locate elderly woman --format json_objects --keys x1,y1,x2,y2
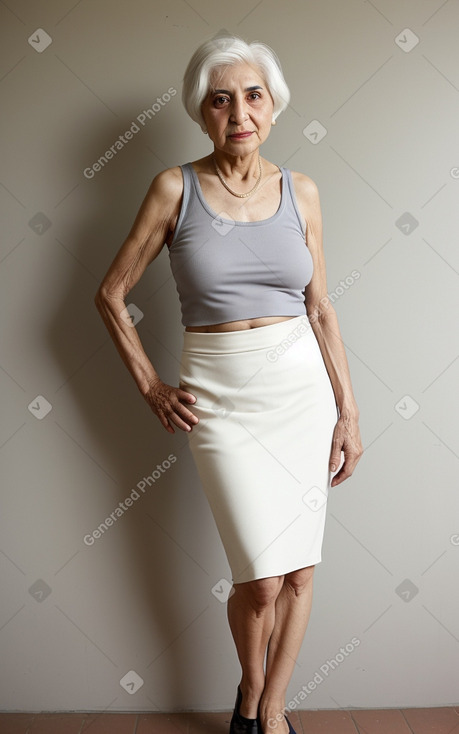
[{"x1": 95, "y1": 33, "x2": 363, "y2": 734}]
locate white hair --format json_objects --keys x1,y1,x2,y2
[{"x1": 182, "y1": 32, "x2": 291, "y2": 132}]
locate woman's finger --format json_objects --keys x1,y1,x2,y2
[
  {"x1": 146, "y1": 380, "x2": 199, "y2": 433},
  {"x1": 329, "y1": 417, "x2": 363, "y2": 485}
]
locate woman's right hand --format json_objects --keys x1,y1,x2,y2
[{"x1": 143, "y1": 377, "x2": 199, "y2": 434}]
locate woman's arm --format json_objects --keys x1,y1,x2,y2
[
  {"x1": 293, "y1": 172, "x2": 363, "y2": 487},
  {"x1": 94, "y1": 167, "x2": 198, "y2": 434}
]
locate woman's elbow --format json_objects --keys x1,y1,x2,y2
[
  {"x1": 94, "y1": 284, "x2": 119, "y2": 315},
  {"x1": 94, "y1": 285, "x2": 108, "y2": 311},
  {"x1": 307, "y1": 297, "x2": 336, "y2": 327},
  {"x1": 94, "y1": 278, "x2": 125, "y2": 311}
]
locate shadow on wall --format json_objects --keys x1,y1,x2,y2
[{"x1": 45, "y1": 100, "x2": 232, "y2": 709}]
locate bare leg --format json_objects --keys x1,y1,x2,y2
[
  {"x1": 227, "y1": 575, "x2": 284, "y2": 719},
  {"x1": 259, "y1": 566, "x2": 315, "y2": 733}
]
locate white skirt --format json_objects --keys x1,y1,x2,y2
[{"x1": 179, "y1": 315, "x2": 339, "y2": 584}]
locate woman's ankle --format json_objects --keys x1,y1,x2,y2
[
  {"x1": 258, "y1": 693, "x2": 288, "y2": 730},
  {"x1": 238, "y1": 677, "x2": 265, "y2": 718}
]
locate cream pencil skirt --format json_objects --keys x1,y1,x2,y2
[{"x1": 179, "y1": 314, "x2": 339, "y2": 585}]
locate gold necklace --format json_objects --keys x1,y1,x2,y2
[{"x1": 212, "y1": 154, "x2": 262, "y2": 198}]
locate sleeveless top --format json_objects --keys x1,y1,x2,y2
[{"x1": 167, "y1": 162, "x2": 313, "y2": 327}]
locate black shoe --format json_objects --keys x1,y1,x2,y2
[
  {"x1": 256, "y1": 708, "x2": 263, "y2": 734},
  {"x1": 229, "y1": 685, "x2": 259, "y2": 734},
  {"x1": 256, "y1": 711, "x2": 296, "y2": 734}
]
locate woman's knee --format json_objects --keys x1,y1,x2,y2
[
  {"x1": 284, "y1": 565, "x2": 315, "y2": 595},
  {"x1": 238, "y1": 575, "x2": 284, "y2": 610}
]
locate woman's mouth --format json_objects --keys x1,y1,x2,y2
[{"x1": 228, "y1": 132, "x2": 253, "y2": 139}]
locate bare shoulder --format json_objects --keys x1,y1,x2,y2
[
  {"x1": 143, "y1": 166, "x2": 184, "y2": 246},
  {"x1": 290, "y1": 170, "x2": 320, "y2": 201},
  {"x1": 150, "y1": 165, "x2": 184, "y2": 203},
  {"x1": 289, "y1": 170, "x2": 322, "y2": 234}
]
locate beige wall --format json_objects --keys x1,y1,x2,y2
[{"x1": 1, "y1": 0, "x2": 458, "y2": 713}]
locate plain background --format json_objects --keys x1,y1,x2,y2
[{"x1": 1, "y1": 0, "x2": 458, "y2": 714}]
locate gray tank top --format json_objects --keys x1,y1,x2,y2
[{"x1": 168, "y1": 162, "x2": 313, "y2": 327}]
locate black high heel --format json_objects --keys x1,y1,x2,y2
[
  {"x1": 256, "y1": 707, "x2": 263, "y2": 734},
  {"x1": 229, "y1": 685, "x2": 259, "y2": 734},
  {"x1": 256, "y1": 710, "x2": 296, "y2": 734}
]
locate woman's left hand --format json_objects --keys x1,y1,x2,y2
[{"x1": 329, "y1": 412, "x2": 363, "y2": 487}]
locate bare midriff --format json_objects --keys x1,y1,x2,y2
[{"x1": 185, "y1": 315, "x2": 296, "y2": 333}]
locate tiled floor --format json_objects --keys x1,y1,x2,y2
[{"x1": 0, "y1": 707, "x2": 458, "y2": 734}]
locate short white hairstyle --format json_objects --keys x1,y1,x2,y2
[{"x1": 182, "y1": 32, "x2": 291, "y2": 132}]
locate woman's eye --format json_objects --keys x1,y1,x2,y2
[{"x1": 213, "y1": 92, "x2": 261, "y2": 106}]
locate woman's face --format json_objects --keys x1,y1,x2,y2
[{"x1": 201, "y1": 61, "x2": 275, "y2": 156}]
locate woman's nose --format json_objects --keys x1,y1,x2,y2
[{"x1": 229, "y1": 98, "x2": 249, "y2": 125}]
